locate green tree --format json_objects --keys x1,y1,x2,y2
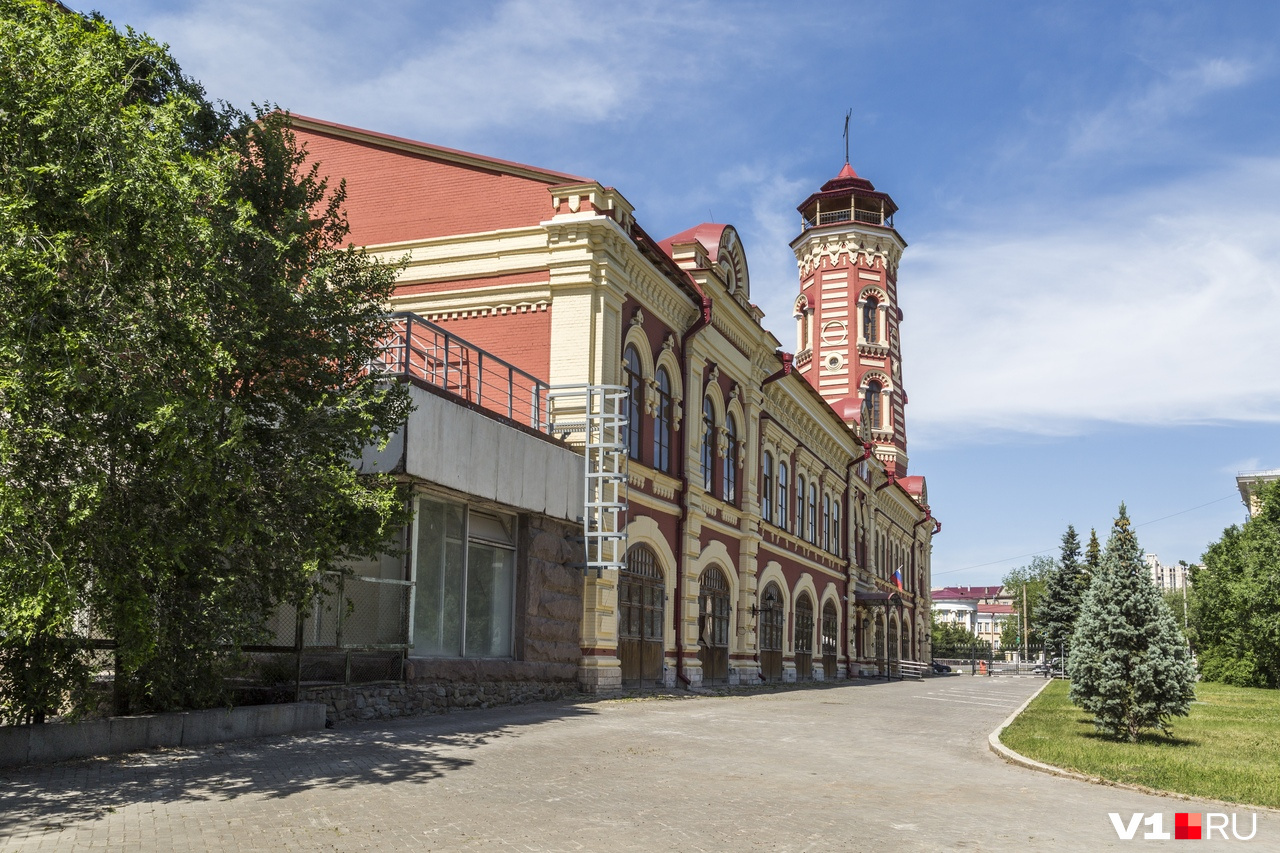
[
  {"x1": 1193, "y1": 481, "x2": 1280, "y2": 688},
  {"x1": 0, "y1": 0, "x2": 410, "y2": 721},
  {"x1": 931, "y1": 614, "x2": 977, "y2": 649},
  {"x1": 1067, "y1": 505, "x2": 1196, "y2": 741},
  {"x1": 1085, "y1": 528, "x2": 1101, "y2": 572},
  {"x1": 930, "y1": 614, "x2": 991, "y2": 657},
  {"x1": 1036, "y1": 525, "x2": 1091, "y2": 651},
  {"x1": 999, "y1": 554, "x2": 1055, "y2": 649}
]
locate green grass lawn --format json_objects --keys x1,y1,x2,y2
[{"x1": 1001, "y1": 680, "x2": 1280, "y2": 809}]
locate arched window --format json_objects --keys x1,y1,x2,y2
[
  {"x1": 807, "y1": 483, "x2": 817, "y2": 543},
  {"x1": 832, "y1": 502, "x2": 841, "y2": 557},
  {"x1": 822, "y1": 494, "x2": 831, "y2": 552},
  {"x1": 863, "y1": 296, "x2": 879, "y2": 343},
  {"x1": 722, "y1": 414, "x2": 738, "y2": 505},
  {"x1": 794, "y1": 593, "x2": 814, "y2": 681},
  {"x1": 623, "y1": 345, "x2": 643, "y2": 461},
  {"x1": 777, "y1": 462, "x2": 789, "y2": 528},
  {"x1": 865, "y1": 380, "x2": 883, "y2": 430},
  {"x1": 762, "y1": 451, "x2": 774, "y2": 521},
  {"x1": 653, "y1": 367, "x2": 672, "y2": 472},
  {"x1": 701, "y1": 397, "x2": 715, "y2": 493},
  {"x1": 796, "y1": 474, "x2": 806, "y2": 536}
]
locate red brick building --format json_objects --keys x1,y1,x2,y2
[{"x1": 294, "y1": 115, "x2": 937, "y2": 691}]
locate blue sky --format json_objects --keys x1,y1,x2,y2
[{"x1": 83, "y1": 1, "x2": 1280, "y2": 584}]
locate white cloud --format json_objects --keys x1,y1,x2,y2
[
  {"x1": 119, "y1": 0, "x2": 737, "y2": 141},
  {"x1": 1067, "y1": 56, "x2": 1258, "y2": 157},
  {"x1": 901, "y1": 156, "x2": 1280, "y2": 447},
  {"x1": 715, "y1": 164, "x2": 811, "y2": 340}
]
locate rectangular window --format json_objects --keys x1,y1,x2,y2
[{"x1": 412, "y1": 495, "x2": 515, "y2": 658}]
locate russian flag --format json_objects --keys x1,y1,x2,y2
[{"x1": 891, "y1": 568, "x2": 904, "y2": 590}]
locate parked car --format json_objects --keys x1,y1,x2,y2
[{"x1": 932, "y1": 661, "x2": 952, "y2": 674}]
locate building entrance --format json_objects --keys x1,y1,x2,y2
[
  {"x1": 794, "y1": 593, "x2": 814, "y2": 681},
  {"x1": 758, "y1": 582, "x2": 784, "y2": 681},
  {"x1": 619, "y1": 545, "x2": 665, "y2": 687},
  {"x1": 821, "y1": 600, "x2": 839, "y2": 679},
  {"x1": 698, "y1": 566, "x2": 730, "y2": 684}
]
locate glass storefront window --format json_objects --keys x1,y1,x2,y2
[{"x1": 412, "y1": 496, "x2": 515, "y2": 658}]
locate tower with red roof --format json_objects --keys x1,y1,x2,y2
[{"x1": 791, "y1": 161, "x2": 910, "y2": 475}]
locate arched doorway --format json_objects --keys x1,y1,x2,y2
[
  {"x1": 821, "y1": 600, "x2": 839, "y2": 679},
  {"x1": 874, "y1": 613, "x2": 885, "y2": 673},
  {"x1": 758, "y1": 582, "x2": 784, "y2": 682},
  {"x1": 888, "y1": 616, "x2": 900, "y2": 676},
  {"x1": 901, "y1": 621, "x2": 911, "y2": 662},
  {"x1": 698, "y1": 566, "x2": 730, "y2": 684},
  {"x1": 619, "y1": 544, "x2": 664, "y2": 687},
  {"x1": 794, "y1": 593, "x2": 814, "y2": 681}
]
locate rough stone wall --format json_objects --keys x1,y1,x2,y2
[
  {"x1": 304, "y1": 680, "x2": 581, "y2": 724},
  {"x1": 520, "y1": 517, "x2": 585, "y2": 672}
]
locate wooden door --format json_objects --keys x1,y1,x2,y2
[
  {"x1": 619, "y1": 545, "x2": 664, "y2": 687},
  {"x1": 794, "y1": 594, "x2": 814, "y2": 681},
  {"x1": 697, "y1": 567, "x2": 730, "y2": 684},
  {"x1": 758, "y1": 583, "x2": 783, "y2": 681},
  {"x1": 821, "y1": 600, "x2": 839, "y2": 679}
]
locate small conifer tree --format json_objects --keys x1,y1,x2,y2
[
  {"x1": 1036, "y1": 525, "x2": 1089, "y2": 650},
  {"x1": 1068, "y1": 505, "x2": 1196, "y2": 741},
  {"x1": 1084, "y1": 528, "x2": 1101, "y2": 572}
]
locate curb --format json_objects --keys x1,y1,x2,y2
[
  {"x1": 987, "y1": 678, "x2": 1100, "y2": 783},
  {"x1": 987, "y1": 680, "x2": 1280, "y2": 814}
]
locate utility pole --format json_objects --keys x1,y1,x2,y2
[{"x1": 1022, "y1": 584, "x2": 1029, "y2": 660}]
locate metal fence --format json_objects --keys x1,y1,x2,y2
[
  {"x1": 932, "y1": 643, "x2": 1067, "y2": 678},
  {"x1": 250, "y1": 572, "x2": 413, "y2": 697},
  {"x1": 372, "y1": 311, "x2": 551, "y2": 431}
]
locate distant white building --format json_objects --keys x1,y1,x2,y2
[
  {"x1": 1144, "y1": 553, "x2": 1191, "y2": 592},
  {"x1": 1237, "y1": 469, "x2": 1280, "y2": 518}
]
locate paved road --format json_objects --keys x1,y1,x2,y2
[{"x1": 0, "y1": 677, "x2": 1275, "y2": 851}]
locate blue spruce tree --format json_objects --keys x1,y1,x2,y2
[{"x1": 1067, "y1": 505, "x2": 1196, "y2": 741}]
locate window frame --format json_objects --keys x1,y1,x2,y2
[
  {"x1": 762, "y1": 450, "x2": 774, "y2": 521},
  {"x1": 701, "y1": 397, "x2": 715, "y2": 494},
  {"x1": 653, "y1": 367, "x2": 673, "y2": 473},
  {"x1": 409, "y1": 494, "x2": 517, "y2": 660},
  {"x1": 722, "y1": 414, "x2": 738, "y2": 505},
  {"x1": 623, "y1": 344, "x2": 644, "y2": 462}
]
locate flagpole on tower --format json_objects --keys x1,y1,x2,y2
[{"x1": 843, "y1": 109, "x2": 852, "y2": 165}]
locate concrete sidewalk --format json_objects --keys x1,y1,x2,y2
[{"x1": 0, "y1": 677, "x2": 1273, "y2": 851}]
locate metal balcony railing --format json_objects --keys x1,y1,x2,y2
[
  {"x1": 801, "y1": 207, "x2": 892, "y2": 230},
  {"x1": 372, "y1": 311, "x2": 551, "y2": 432}
]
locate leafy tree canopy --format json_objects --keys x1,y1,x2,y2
[
  {"x1": 0, "y1": 0, "x2": 410, "y2": 722},
  {"x1": 1000, "y1": 554, "x2": 1056, "y2": 648},
  {"x1": 1193, "y1": 481, "x2": 1280, "y2": 689}
]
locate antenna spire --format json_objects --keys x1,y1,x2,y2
[{"x1": 843, "y1": 109, "x2": 852, "y2": 165}]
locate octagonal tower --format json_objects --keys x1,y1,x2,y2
[{"x1": 790, "y1": 162, "x2": 909, "y2": 475}]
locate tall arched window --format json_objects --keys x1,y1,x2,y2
[
  {"x1": 623, "y1": 345, "x2": 643, "y2": 461},
  {"x1": 762, "y1": 451, "x2": 774, "y2": 521},
  {"x1": 863, "y1": 296, "x2": 879, "y2": 343},
  {"x1": 807, "y1": 483, "x2": 817, "y2": 543},
  {"x1": 796, "y1": 474, "x2": 806, "y2": 536},
  {"x1": 701, "y1": 397, "x2": 715, "y2": 493},
  {"x1": 865, "y1": 380, "x2": 883, "y2": 430},
  {"x1": 822, "y1": 494, "x2": 831, "y2": 551},
  {"x1": 722, "y1": 414, "x2": 738, "y2": 505},
  {"x1": 653, "y1": 367, "x2": 672, "y2": 472},
  {"x1": 832, "y1": 501, "x2": 841, "y2": 557},
  {"x1": 777, "y1": 462, "x2": 789, "y2": 528}
]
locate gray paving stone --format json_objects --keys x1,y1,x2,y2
[{"x1": 0, "y1": 678, "x2": 1275, "y2": 851}]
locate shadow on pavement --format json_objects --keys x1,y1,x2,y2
[{"x1": 0, "y1": 699, "x2": 599, "y2": 835}]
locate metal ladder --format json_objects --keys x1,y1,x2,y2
[{"x1": 546, "y1": 385, "x2": 629, "y2": 576}]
